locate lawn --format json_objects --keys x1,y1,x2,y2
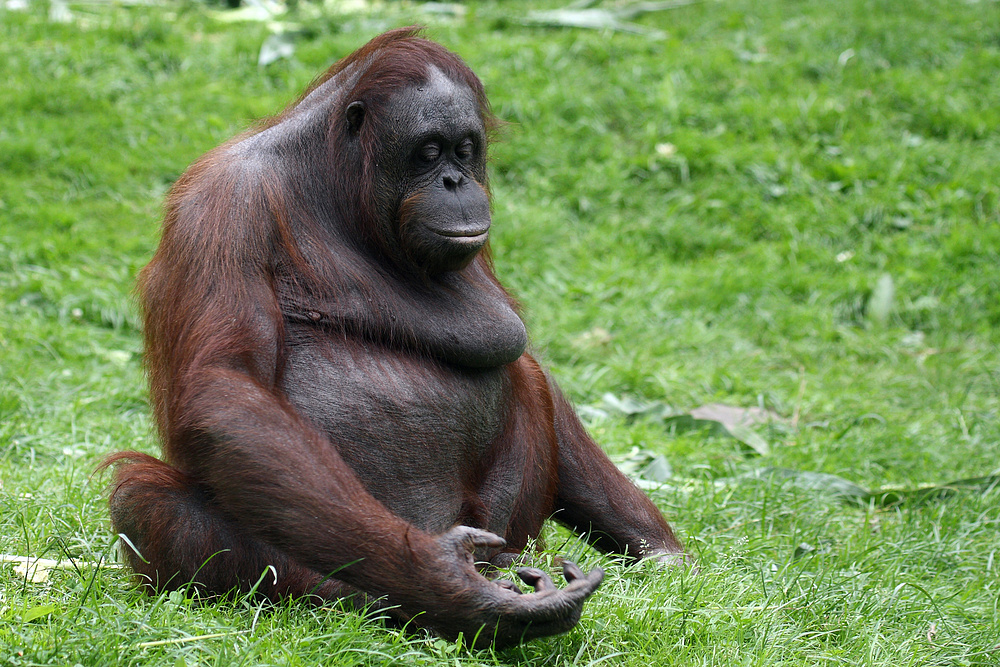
[{"x1": 1, "y1": 0, "x2": 999, "y2": 664}]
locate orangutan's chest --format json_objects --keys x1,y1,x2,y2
[{"x1": 280, "y1": 335, "x2": 509, "y2": 530}]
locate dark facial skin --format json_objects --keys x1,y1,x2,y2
[{"x1": 377, "y1": 67, "x2": 493, "y2": 273}]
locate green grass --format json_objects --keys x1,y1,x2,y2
[{"x1": 2, "y1": 0, "x2": 999, "y2": 664}]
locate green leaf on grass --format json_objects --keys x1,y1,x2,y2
[
  {"x1": 723, "y1": 424, "x2": 772, "y2": 456},
  {"x1": 22, "y1": 605, "x2": 57, "y2": 622},
  {"x1": 600, "y1": 392, "x2": 665, "y2": 416},
  {"x1": 867, "y1": 273, "x2": 895, "y2": 324},
  {"x1": 259, "y1": 32, "x2": 297, "y2": 67},
  {"x1": 739, "y1": 467, "x2": 869, "y2": 502},
  {"x1": 642, "y1": 454, "x2": 674, "y2": 482},
  {"x1": 614, "y1": 448, "x2": 672, "y2": 479},
  {"x1": 521, "y1": 0, "x2": 698, "y2": 37},
  {"x1": 727, "y1": 469, "x2": 1000, "y2": 507},
  {"x1": 870, "y1": 474, "x2": 1000, "y2": 506},
  {"x1": 596, "y1": 396, "x2": 772, "y2": 455},
  {"x1": 614, "y1": 448, "x2": 674, "y2": 484},
  {"x1": 663, "y1": 415, "x2": 771, "y2": 456}
]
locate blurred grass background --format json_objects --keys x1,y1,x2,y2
[{"x1": 1, "y1": 0, "x2": 998, "y2": 664}]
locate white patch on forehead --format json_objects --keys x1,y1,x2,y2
[
  {"x1": 423, "y1": 65, "x2": 463, "y2": 98},
  {"x1": 380, "y1": 63, "x2": 483, "y2": 150},
  {"x1": 409, "y1": 65, "x2": 478, "y2": 125}
]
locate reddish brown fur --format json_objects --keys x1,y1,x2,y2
[{"x1": 103, "y1": 27, "x2": 684, "y2": 648}]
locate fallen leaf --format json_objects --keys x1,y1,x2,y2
[
  {"x1": 663, "y1": 414, "x2": 770, "y2": 456},
  {"x1": 689, "y1": 403, "x2": 782, "y2": 428},
  {"x1": 867, "y1": 273, "x2": 895, "y2": 324},
  {"x1": 22, "y1": 605, "x2": 58, "y2": 622},
  {"x1": 1, "y1": 554, "x2": 119, "y2": 583}
]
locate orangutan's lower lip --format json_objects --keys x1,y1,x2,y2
[{"x1": 434, "y1": 227, "x2": 491, "y2": 239}]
